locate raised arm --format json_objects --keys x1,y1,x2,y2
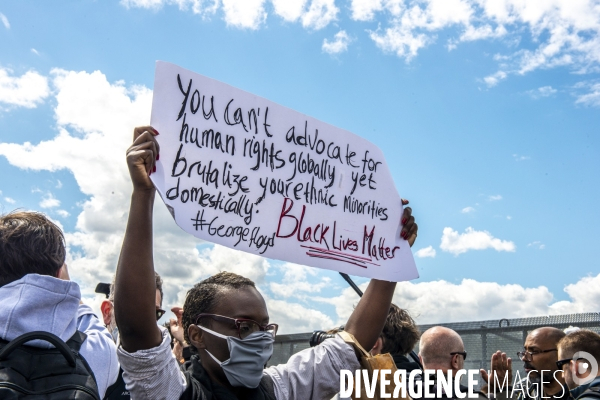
[
  {"x1": 114, "y1": 126, "x2": 161, "y2": 352},
  {"x1": 344, "y1": 202, "x2": 417, "y2": 351}
]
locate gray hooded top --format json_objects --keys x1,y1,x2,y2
[{"x1": 0, "y1": 273, "x2": 119, "y2": 398}]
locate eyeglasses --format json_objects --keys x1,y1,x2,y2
[
  {"x1": 450, "y1": 351, "x2": 467, "y2": 360},
  {"x1": 517, "y1": 348, "x2": 557, "y2": 361},
  {"x1": 556, "y1": 358, "x2": 572, "y2": 369},
  {"x1": 195, "y1": 313, "x2": 278, "y2": 339}
]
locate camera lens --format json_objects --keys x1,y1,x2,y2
[{"x1": 309, "y1": 331, "x2": 336, "y2": 347}]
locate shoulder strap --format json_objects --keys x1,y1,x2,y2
[
  {"x1": 66, "y1": 330, "x2": 88, "y2": 352},
  {"x1": 0, "y1": 330, "x2": 76, "y2": 366},
  {"x1": 338, "y1": 330, "x2": 371, "y2": 358}
]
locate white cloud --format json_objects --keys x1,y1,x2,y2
[
  {"x1": 120, "y1": 0, "x2": 219, "y2": 18},
  {"x1": 301, "y1": 0, "x2": 338, "y2": 30},
  {"x1": 322, "y1": 30, "x2": 352, "y2": 54},
  {"x1": 0, "y1": 68, "x2": 50, "y2": 108},
  {"x1": 121, "y1": 0, "x2": 165, "y2": 9},
  {"x1": 4, "y1": 197, "x2": 16, "y2": 204},
  {"x1": 359, "y1": 0, "x2": 600, "y2": 89},
  {"x1": 527, "y1": 85, "x2": 557, "y2": 99},
  {"x1": 271, "y1": 0, "x2": 308, "y2": 22},
  {"x1": 270, "y1": 262, "x2": 331, "y2": 298},
  {"x1": 56, "y1": 209, "x2": 71, "y2": 218},
  {"x1": 513, "y1": 154, "x2": 530, "y2": 161},
  {"x1": 114, "y1": 0, "x2": 600, "y2": 88},
  {"x1": 528, "y1": 241, "x2": 545, "y2": 250},
  {"x1": 440, "y1": 226, "x2": 516, "y2": 255},
  {"x1": 483, "y1": 70, "x2": 508, "y2": 87},
  {"x1": 415, "y1": 245, "x2": 436, "y2": 258},
  {"x1": 575, "y1": 81, "x2": 600, "y2": 108},
  {"x1": 488, "y1": 194, "x2": 502, "y2": 201},
  {"x1": 39, "y1": 193, "x2": 60, "y2": 209},
  {"x1": 222, "y1": 0, "x2": 267, "y2": 29},
  {"x1": 506, "y1": 215, "x2": 512, "y2": 220},
  {"x1": 326, "y1": 273, "x2": 600, "y2": 325},
  {"x1": 31, "y1": 48, "x2": 40, "y2": 56},
  {"x1": 0, "y1": 13, "x2": 9, "y2": 29},
  {"x1": 461, "y1": 206, "x2": 475, "y2": 213},
  {"x1": 552, "y1": 274, "x2": 600, "y2": 314},
  {"x1": 459, "y1": 23, "x2": 507, "y2": 42},
  {"x1": 264, "y1": 295, "x2": 334, "y2": 333},
  {"x1": 350, "y1": 0, "x2": 384, "y2": 21}
]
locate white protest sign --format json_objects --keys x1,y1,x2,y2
[{"x1": 150, "y1": 61, "x2": 418, "y2": 282}]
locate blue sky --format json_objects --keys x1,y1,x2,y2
[{"x1": 1, "y1": 0, "x2": 599, "y2": 332}]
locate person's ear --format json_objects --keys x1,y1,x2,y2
[
  {"x1": 100, "y1": 300, "x2": 113, "y2": 326},
  {"x1": 188, "y1": 325, "x2": 206, "y2": 350},
  {"x1": 56, "y1": 263, "x2": 70, "y2": 280},
  {"x1": 451, "y1": 353, "x2": 461, "y2": 371}
]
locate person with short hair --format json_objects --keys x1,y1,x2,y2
[
  {"x1": 371, "y1": 304, "x2": 421, "y2": 372},
  {"x1": 0, "y1": 210, "x2": 119, "y2": 398},
  {"x1": 114, "y1": 126, "x2": 420, "y2": 400},
  {"x1": 557, "y1": 329, "x2": 600, "y2": 400},
  {"x1": 512, "y1": 327, "x2": 568, "y2": 400}
]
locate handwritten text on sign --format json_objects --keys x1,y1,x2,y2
[{"x1": 150, "y1": 61, "x2": 417, "y2": 282}]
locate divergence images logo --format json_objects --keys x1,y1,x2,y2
[{"x1": 572, "y1": 351, "x2": 599, "y2": 386}]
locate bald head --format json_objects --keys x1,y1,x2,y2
[
  {"x1": 420, "y1": 326, "x2": 465, "y2": 370},
  {"x1": 528, "y1": 327, "x2": 565, "y2": 346}
]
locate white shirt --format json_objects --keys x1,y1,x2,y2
[{"x1": 117, "y1": 326, "x2": 361, "y2": 400}]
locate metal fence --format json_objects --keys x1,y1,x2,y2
[{"x1": 269, "y1": 312, "x2": 600, "y2": 375}]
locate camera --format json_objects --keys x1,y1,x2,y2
[{"x1": 309, "y1": 325, "x2": 345, "y2": 347}]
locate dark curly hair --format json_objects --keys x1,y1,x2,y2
[
  {"x1": 182, "y1": 271, "x2": 256, "y2": 344},
  {"x1": 380, "y1": 304, "x2": 420, "y2": 356},
  {"x1": 0, "y1": 210, "x2": 66, "y2": 287}
]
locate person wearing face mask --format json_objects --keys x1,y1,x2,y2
[
  {"x1": 100, "y1": 272, "x2": 166, "y2": 400},
  {"x1": 113, "y1": 126, "x2": 420, "y2": 400}
]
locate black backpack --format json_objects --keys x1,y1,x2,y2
[{"x1": 0, "y1": 330, "x2": 100, "y2": 399}]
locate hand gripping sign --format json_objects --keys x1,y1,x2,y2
[{"x1": 149, "y1": 61, "x2": 418, "y2": 282}]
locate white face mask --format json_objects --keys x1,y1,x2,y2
[{"x1": 197, "y1": 325, "x2": 274, "y2": 388}]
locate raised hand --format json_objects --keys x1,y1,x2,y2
[
  {"x1": 480, "y1": 350, "x2": 513, "y2": 392},
  {"x1": 126, "y1": 126, "x2": 160, "y2": 192},
  {"x1": 400, "y1": 199, "x2": 418, "y2": 247}
]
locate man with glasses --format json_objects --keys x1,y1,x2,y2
[
  {"x1": 113, "y1": 126, "x2": 420, "y2": 400},
  {"x1": 556, "y1": 329, "x2": 600, "y2": 400},
  {"x1": 100, "y1": 271, "x2": 165, "y2": 400},
  {"x1": 418, "y1": 326, "x2": 486, "y2": 399},
  {"x1": 513, "y1": 327, "x2": 568, "y2": 400}
]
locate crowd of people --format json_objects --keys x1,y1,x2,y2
[{"x1": 1, "y1": 126, "x2": 599, "y2": 400}]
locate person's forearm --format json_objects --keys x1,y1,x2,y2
[
  {"x1": 114, "y1": 188, "x2": 161, "y2": 352},
  {"x1": 344, "y1": 279, "x2": 396, "y2": 351}
]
